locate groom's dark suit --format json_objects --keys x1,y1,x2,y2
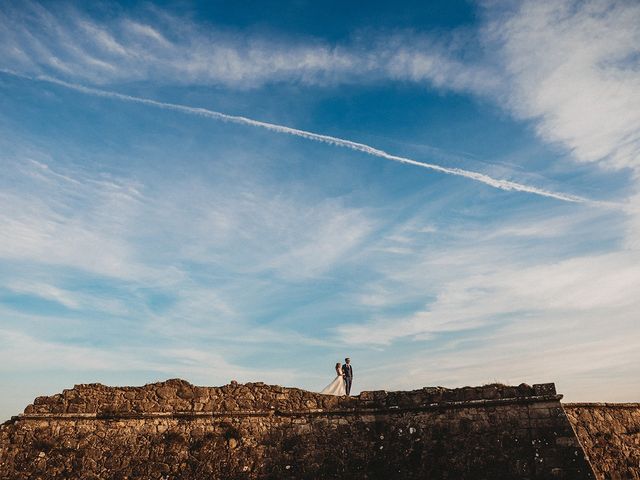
[{"x1": 342, "y1": 363, "x2": 353, "y2": 396}]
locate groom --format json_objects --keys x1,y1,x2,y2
[{"x1": 342, "y1": 358, "x2": 353, "y2": 396}]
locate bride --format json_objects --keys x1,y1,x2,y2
[{"x1": 320, "y1": 362, "x2": 346, "y2": 396}]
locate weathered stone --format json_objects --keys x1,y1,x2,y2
[
  {"x1": 534, "y1": 383, "x2": 557, "y2": 396},
  {"x1": 0, "y1": 379, "x2": 604, "y2": 479},
  {"x1": 565, "y1": 403, "x2": 640, "y2": 480},
  {"x1": 156, "y1": 387, "x2": 176, "y2": 400}
]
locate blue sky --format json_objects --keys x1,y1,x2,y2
[{"x1": 1, "y1": 0, "x2": 639, "y2": 419}]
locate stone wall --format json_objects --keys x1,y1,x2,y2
[
  {"x1": 565, "y1": 403, "x2": 640, "y2": 480},
  {"x1": 0, "y1": 379, "x2": 596, "y2": 479}
]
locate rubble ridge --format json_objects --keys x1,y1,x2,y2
[{"x1": 23, "y1": 378, "x2": 558, "y2": 416}]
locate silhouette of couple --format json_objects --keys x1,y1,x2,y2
[{"x1": 320, "y1": 358, "x2": 353, "y2": 396}]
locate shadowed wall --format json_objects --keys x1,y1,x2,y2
[{"x1": 0, "y1": 379, "x2": 597, "y2": 479}]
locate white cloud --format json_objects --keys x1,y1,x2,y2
[
  {"x1": 485, "y1": 0, "x2": 640, "y2": 170},
  {"x1": 2, "y1": 0, "x2": 637, "y2": 175},
  {"x1": 0, "y1": 151, "x2": 377, "y2": 284},
  {"x1": 0, "y1": 2, "x2": 496, "y2": 92},
  {"x1": 0, "y1": 328, "x2": 295, "y2": 387},
  {"x1": 139, "y1": 173, "x2": 376, "y2": 280},
  {"x1": 0, "y1": 147, "x2": 380, "y2": 362},
  {"x1": 1, "y1": 278, "x2": 139, "y2": 317},
  {"x1": 4, "y1": 281, "x2": 80, "y2": 309},
  {"x1": 333, "y1": 3, "x2": 640, "y2": 398},
  {"x1": 379, "y1": 322, "x2": 640, "y2": 402},
  {"x1": 260, "y1": 205, "x2": 373, "y2": 279},
  {"x1": 338, "y1": 239, "x2": 640, "y2": 401},
  {"x1": 336, "y1": 192, "x2": 640, "y2": 401},
  {"x1": 0, "y1": 158, "x2": 151, "y2": 280},
  {"x1": 340, "y1": 230, "x2": 640, "y2": 345},
  {"x1": 623, "y1": 189, "x2": 640, "y2": 249}
]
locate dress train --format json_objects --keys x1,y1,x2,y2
[{"x1": 320, "y1": 375, "x2": 346, "y2": 396}]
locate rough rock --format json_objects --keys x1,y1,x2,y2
[{"x1": 0, "y1": 379, "x2": 604, "y2": 479}]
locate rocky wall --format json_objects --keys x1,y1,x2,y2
[
  {"x1": 0, "y1": 379, "x2": 595, "y2": 479},
  {"x1": 565, "y1": 403, "x2": 640, "y2": 480}
]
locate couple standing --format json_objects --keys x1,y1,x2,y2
[{"x1": 320, "y1": 358, "x2": 353, "y2": 396}]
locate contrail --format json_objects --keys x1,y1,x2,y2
[{"x1": 1, "y1": 69, "x2": 589, "y2": 203}]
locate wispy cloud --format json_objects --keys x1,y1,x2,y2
[
  {"x1": 0, "y1": 328, "x2": 296, "y2": 386},
  {"x1": 484, "y1": 0, "x2": 640, "y2": 171},
  {"x1": 0, "y1": 146, "x2": 379, "y2": 282},
  {"x1": 0, "y1": 158, "x2": 150, "y2": 280},
  {"x1": 2, "y1": 0, "x2": 637, "y2": 175},
  {"x1": 1, "y1": 69, "x2": 594, "y2": 203},
  {"x1": 1, "y1": 0, "x2": 639, "y2": 415},
  {"x1": 340, "y1": 247, "x2": 640, "y2": 345},
  {"x1": 0, "y1": 151, "x2": 367, "y2": 414},
  {"x1": 336, "y1": 207, "x2": 640, "y2": 401},
  {"x1": 0, "y1": 1, "x2": 496, "y2": 92},
  {"x1": 3, "y1": 281, "x2": 81, "y2": 309}
]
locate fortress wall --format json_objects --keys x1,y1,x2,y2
[
  {"x1": 565, "y1": 403, "x2": 640, "y2": 480},
  {"x1": 0, "y1": 379, "x2": 595, "y2": 479}
]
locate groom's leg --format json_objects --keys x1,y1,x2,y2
[{"x1": 346, "y1": 377, "x2": 352, "y2": 396}]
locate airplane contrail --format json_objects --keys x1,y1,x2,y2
[{"x1": 1, "y1": 69, "x2": 589, "y2": 203}]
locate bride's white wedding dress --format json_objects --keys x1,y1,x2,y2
[{"x1": 320, "y1": 372, "x2": 346, "y2": 396}]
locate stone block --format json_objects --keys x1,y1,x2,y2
[{"x1": 533, "y1": 383, "x2": 557, "y2": 396}]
